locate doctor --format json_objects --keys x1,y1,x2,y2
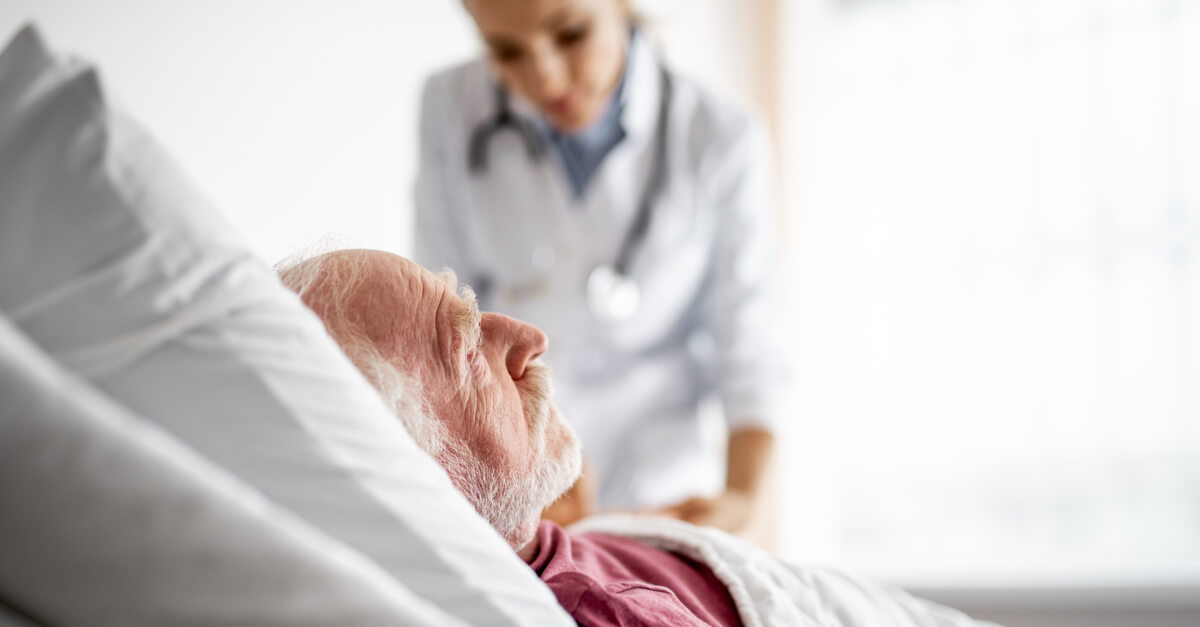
[{"x1": 414, "y1": 0, "x2": 783, "y2": 536}]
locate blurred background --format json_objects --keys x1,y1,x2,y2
[{"x1": 2, "y1": 1, "x2": 1197, "y2": 625}]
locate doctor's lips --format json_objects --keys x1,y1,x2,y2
[{"x1": 544, "y1": 93, "x2": 579, "y2": 118}]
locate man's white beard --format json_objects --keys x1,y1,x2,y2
[
  {"x1": 440, "y1": 364, "x2": 582, "y2": 549},
  {"x1": 442, "y1": 420, "x2": 581, "y2": 549}
]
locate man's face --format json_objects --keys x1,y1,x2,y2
[{"x1": 296, "y1": 251, "x2": 580, "y2": 547}]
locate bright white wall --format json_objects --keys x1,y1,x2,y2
[
  {"x1": 0, "y1": 1, "x2": 478, "y2": 264},
  {"x1": 0, "y1": 1, "x2": 758, "y2": 266},
  {"x1": 776, "y1": 0, "x2": 1200, "y2": 596}
]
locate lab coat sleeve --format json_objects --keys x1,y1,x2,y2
[
  {"x1": 697, "y1": 118, "x2": 786, "y2": 433},
  {"x1": 413, "y1": 74, "x2": 476, "y2": 282}
]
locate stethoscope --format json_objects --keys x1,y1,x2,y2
[{"x1": 467, "y1": 65, "x2": 673, "y2": 322}]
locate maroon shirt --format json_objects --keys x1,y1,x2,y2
[{"x1": 528, "y1": 521, "x2": 742, "y2": 627}]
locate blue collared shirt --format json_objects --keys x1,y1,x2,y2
[{"x1": 545, "y1": 54, "x2": 630, "y2": 198}]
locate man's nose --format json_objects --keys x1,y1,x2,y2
[{"x1": 483, "y1": 313, "x2": 548, "y2": 379}]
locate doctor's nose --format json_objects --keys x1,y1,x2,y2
[
  {"x1": 524, "y1": 48, "x2": 568, "y2": 99},
  {"x1": 483, "y1": 312, "x2": 548, "y2": 380}
]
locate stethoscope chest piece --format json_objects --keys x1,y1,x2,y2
[{"x1": 587, "y1": 264, "x2": 639, "y2": 322}]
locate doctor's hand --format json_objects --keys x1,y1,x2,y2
[
  {"x1": 651, "y1": 427, "x2": 774, "y2": 536},
  {"x1": 542, "y1": 456, "x2": 597, "y2": 527},
  {"x1": 650, "y1": 490, "x2": 755, "y2": 535}
]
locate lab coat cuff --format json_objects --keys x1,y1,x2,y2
[{"x1": 723, "y1": 399, "x2": 782, "y2": 434}]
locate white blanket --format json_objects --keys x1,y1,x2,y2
[{"x1": 571, "y1": 514, "x2": 1001, "y2": 627}]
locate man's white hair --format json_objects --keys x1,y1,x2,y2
[
  {"x1": 276, "y1": 249, "x2": 446, "y2": 456},
  {"x1": 276, "y1": 250, "x2": 577, "y2": 548}
]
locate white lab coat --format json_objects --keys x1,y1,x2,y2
[{"x1": 414, "y1": 34, "x2": 783, "y2": 511}]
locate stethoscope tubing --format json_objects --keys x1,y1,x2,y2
[{"x1": 614, "y1": 66, "x2": 671, "y2": 276}]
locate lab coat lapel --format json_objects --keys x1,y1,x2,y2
[{"x1": 576, "y1": 31, "x2": 666, "y2": 278}]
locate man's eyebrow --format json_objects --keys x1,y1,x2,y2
[
  {"x1": 454, "y1": 287, "x2": 482, "y2": 352},
  {"x1": 438, "y1": 269, "x2": 481, "y2": 353}
]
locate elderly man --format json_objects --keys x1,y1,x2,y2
[{"x1": 280, "y1": 249, "x2": 994, "y2": 627}]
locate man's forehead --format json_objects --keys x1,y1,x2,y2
[
  {"x1": 325, "y1": 252, "x2": 431, "y2": 324},
  {"x1": 360, "y1": 252, "x2": 439, "y2": 296},
  {"x1": 382, "y1": 256, "x2": 480, "y2": 333}
]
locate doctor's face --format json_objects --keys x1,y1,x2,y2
[{"x1": 465, "y1": 0, "x2": 630, "y2": 132}]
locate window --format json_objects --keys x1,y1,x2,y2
[{"x1": 778, "y1": 0, "x2": 1200, "y2": 588}]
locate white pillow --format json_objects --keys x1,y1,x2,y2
[
  {"x1": 0, "y1": 313, "x2": 455, "y2": 627},
  {"x1": 0, "y1": 24, "x2": 571, "y2": 626}
]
